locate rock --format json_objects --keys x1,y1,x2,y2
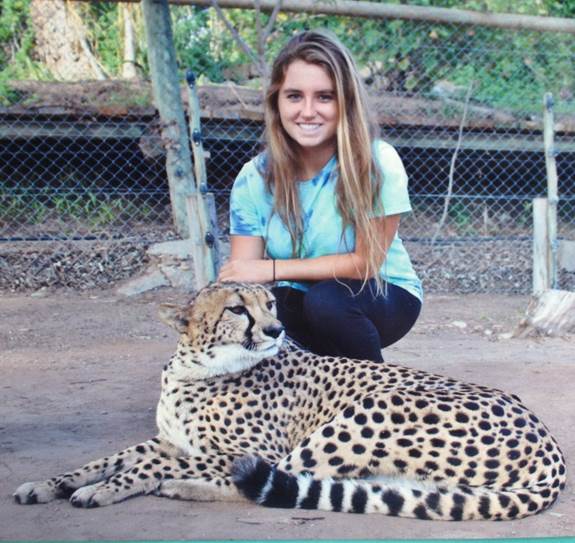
[
  {"x1": 30, "y1": 287, "x2": 49, "y2": 298},
  {"x1": 160, "y1": 264, "x2": 195, "y2": 290},
  {"x1": 116, "y1": 267, "x2": 168, "y2": 296},
  {"x1": 450, "y1": 320, "x2": 468, "y2": 329},
  {"x1": 147, "y1": 240, "x2": 193, "y2": 259}
]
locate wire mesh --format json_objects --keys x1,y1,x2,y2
[{"x1": 0, "y1": 11, "x2": 574, "y2": 293}]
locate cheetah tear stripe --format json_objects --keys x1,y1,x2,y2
[{"x1": 232, "y1": 456, "x2": 561, "y2": 520}]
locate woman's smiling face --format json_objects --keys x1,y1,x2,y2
[{"x1": 277, "y1": 59, "x2": 339, "y2": 161}]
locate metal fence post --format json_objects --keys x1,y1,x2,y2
[
  {"x1": 543, "y1": 92, "x2": 559, "y2": 290},
  {"x1": 186, "y1": 70, "x2": 221, "y2": 280}
]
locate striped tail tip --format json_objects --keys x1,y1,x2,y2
[
  {"x1": 231, "y1": 456, "x2": 299, "y2": 508},
  {"x1": 231, "y1": 456, "x2": 271, "y2": 502}
]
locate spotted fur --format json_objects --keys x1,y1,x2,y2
[{"x1": 14, "y1": 283, "x2": 565, "y2": 520}]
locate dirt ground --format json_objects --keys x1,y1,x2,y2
[{"x1": 1, "y1": 287, "x2": 574, "y2": 541}]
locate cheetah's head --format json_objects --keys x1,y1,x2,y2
[{"x1": 159, "y1": 282, "x2": 285, "y2": 375}]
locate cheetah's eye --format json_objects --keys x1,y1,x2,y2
[
  {"x1": 227, "y1": 305, "x2": 247, "y2": 315},
  {"x1": 266, "y1": 300, "x2": 275, "y2": 310}
]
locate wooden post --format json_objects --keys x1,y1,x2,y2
[
  {"x1": 515, "y1": 289, "x2": 575, "y2": 337},
  {"x1": 532, "y1": 197, "x2": 549, "y2": 294},
  {"x1": 558, "y1": 240, "x2": 575, "y2": 273},
  {"x1": 516, "y1": 93, "x2": 575, "y2": 336},
  {"x1": 185, "y1": 70, "x2": 221, "y2": 282},
  {"x1": 141, "y1": 0, "x2": 194, "y2": 238},
  {"x1": 76, "y1": 0, "x2": 575, "y2": 34},
  {"x1": 174, "y1": 0, "x2": 575, "y2": 34},
  {"x1": 185, "y1": 195, "x2": 212, "y2": 287},
  {"x1": 543, "y1": 92, "x2": 559, "y2": 290}
]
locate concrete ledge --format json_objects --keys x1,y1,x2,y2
[{"x1": 117, "y1": 240, "x2": 196, "y2": 296}]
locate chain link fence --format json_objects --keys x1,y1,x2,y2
[{"x1": 1, "y1": 11, "x2": 574, "y2": 293}]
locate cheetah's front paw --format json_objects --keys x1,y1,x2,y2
[
  {"x1": 69, "y1": 483, "x2": 116, "y2": 508},
  {"x1": 70, "y1": 481, "x2": 140, "y2": 508},
  {"x1": 14, "y1": 480, "x2": 61, "y2": 505}
]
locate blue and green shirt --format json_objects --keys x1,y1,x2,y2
[{"x1": 229, "y1": 139, "x2": 422, "y2": 301}]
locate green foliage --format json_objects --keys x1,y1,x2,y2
[
  {"x1": 86, "y1": 3, "x2": 122, "y2": 75},
  {"x1": 168, "y1": 1, "x2": 575, "y2": 114},
  {"x1": 448, "y1": 201, "x2": 474, "y2": 233},
  {"x1": 0, "y1": 0, "x2": 573, "y2": 114},
  {"x1": 172, "y1": 7, "x2": 268, "y2": 83},
  {"x1": 0, "y1": 0, "x2": 49, "y2": 104},
  {"x1": 173, "y1": 7, "x2": 234, "y2": 83},
  {"x1": 0, "y1": 188, "x2": 155, "y2": 228},
  {"x1": 298, "y1": 4, "x2": 574, "y2": 114},
  {"x1": 85, "y1": 3, "x2": 148, "y2": 78},
  {"x1": 0, "y1": 0, "x2": 30, "y2": 66},
  {"x1": 517, "y1": 201, "x2": 533, "y2": 228}
]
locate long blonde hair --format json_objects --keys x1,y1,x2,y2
[{"x1": 264, "y1": 29, "x2": 386, "y2": 289}]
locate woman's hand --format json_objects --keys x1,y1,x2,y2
[
  {"x1": 218, "y1": 259, "x2": 274, "y2": 283},
  {"x1": 219, "y1": 236, "x2": 272, "y2": 283}
]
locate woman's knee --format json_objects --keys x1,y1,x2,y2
[
  {"x1": 303, "y1": 280, "x2": 384, "y2": 361},
  {"x1": 303, "y1": 280, "x2": 360, "y2": 328}
]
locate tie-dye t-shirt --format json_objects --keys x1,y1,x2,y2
[{"x1": 229, "y1": 139, "x2": 422, "y2": 301}]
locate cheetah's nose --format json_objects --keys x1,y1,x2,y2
[{"x1": 263, "y1": 325, "x2": 284, "y2": 339}]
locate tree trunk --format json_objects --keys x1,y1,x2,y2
[
  {"x1": 121, "y1": 3, "x2": 139, "y2": 79},
  {"x1": 30, "y1": 0, "x2": 106, "y2": 81},
  {"x1": 514, "y1": 289, "x2": 575, "y2": 337}
]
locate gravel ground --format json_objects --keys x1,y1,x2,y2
[
  {"x1": 4, "y1": 238, "x2": 574, "y2": 295},
  {"x1": 408, "y1": 240, "x2": 534, "y2": 294},
  {"x1": 0, "y1": 243, "x2": 149, "y2": 291}
]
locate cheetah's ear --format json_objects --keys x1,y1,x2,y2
[{"x1": 159, "y1": 303, "x2": 189, "y2": 333}]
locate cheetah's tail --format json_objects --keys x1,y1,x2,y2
[{"x1": 231, "y1": 456, "x2": 562, "y2": 521}]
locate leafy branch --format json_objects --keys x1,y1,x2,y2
[{"x1": 209, "y1": 0, "x2": 282, "y2": 87}]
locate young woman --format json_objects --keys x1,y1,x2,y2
[{"x1": 218, "y1": 29, "x2": 422, "y2": 362}]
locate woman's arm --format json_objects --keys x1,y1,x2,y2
[
  {"x1": 229, "y1": 235, "x2": 265, "y2": 260},
  {"x1": 218, "y1": 215, "x2": 400, "y2": 283},
  {"x1": 219, "y1": 236, "x2": 271, "y2": 283}
]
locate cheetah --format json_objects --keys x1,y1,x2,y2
[{"x1": 14, "y1": 282, "x2": 565, "y2": 520}]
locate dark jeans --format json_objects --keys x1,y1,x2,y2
[{"x1": 272, "y1": 279, "x2": 421, "y2": 362}]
